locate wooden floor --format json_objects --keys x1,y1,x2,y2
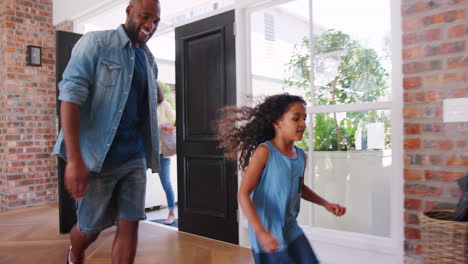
[{"x1": 0, "y1": 204, "x2": 253, "y2": 264}]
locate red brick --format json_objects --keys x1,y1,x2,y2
[
  {"x1": 447, "y1": 56, "x2": 468, "y2": 69},
  {"x1": 404, "y1": 212, "x2": 420, "y2": 225},
  {"x1": 404, "y1": 107, "x2": 422, "y2": 118},
  {"x1": 422, "y1": 105, "x2": 442, "y2": 118},
  {"x1": 403, "y1": 77, "x2": 421, "y2": 89},
  {"x1": 437, "y1": 140, "x2": 453, "y2": 150},
  {"x1": 403, "y1": 60, "x2": 442, "y2": 74},
  {"x1": 448, "y1": 24, "x2": 466, "y2": 38},
  {"x1": 421, "y1": 154, "x2": 443, "y2": 166},
  {"x1": 404, "y1": 92, "x2": 417, "y2": 103},
  {"x1": 445, "y1": 88, "x2": 468, "y2": 98},
  {"x1": 424, "y1": 200, "x2": 440, "y2": 211},
  {"x1": 447, "y1": 155, "x2": 468, "y2": 166},
  {"x1": 424, "y1": 170, "x2": 443, "y2": 181},
  {"x1": 456, "y1": 140, "x2": 467, "y2": 149},
  {"x1": 403, "y1": 1, "x2": 432, "y2": 15},
  {"x1": 405, "y1": 138, "x2": 421, "y2": 150},
  {"x1": 403, "y1": 17, "x2": 420, "y2": 31},
  {"x1": 424, "y1": 91, "x2": 442, "y2": 102},
  {"x1": 424, "y1": 28, "x2": 441, "y2": 42},
  {"x1": 422, "y1": 10, "x2": 465, "y2": 26},
  {"x1": 405, "y1": 184, "x2": 443, "y2": 197},
  {"x1": 405, "y1": 227, "x2": 421, "y2": 239},
  {"x1": 424, "y1": 41, "x2": 465, "y2": 57},
  {"x1": 423, "y1": 74, "x2": 444, "y2": 86},
  {"x1": 405, "y1": 168, "x2": 422, "y2": 181},
  {"x1": 403, "y1": 47, "x2": 421, "y2": 60},
  {"x1": 405, "y1": 123, "x2": 422, "y2": 134},
  {"x1": 403, "y1": 32, "x2": 418, "y2": 46},
  {"x1": 423, "y1": 139, "x2": 437, "y2": 150},
  {"x1": 405, "y1": 198, "x2": 422, "y2": 210},
  {"x1": 412, "y1": 243, "x2": 423, "y2": 255}
]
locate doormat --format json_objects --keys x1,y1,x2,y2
[{"x1": 150, "y1": 219, "x2": 178, "y2": 228}]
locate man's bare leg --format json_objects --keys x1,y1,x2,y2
[
  {"x1": 112, "y1": 220, "x2": 139, "y2": 264},
  {"x1": 69, "y1": 225, "x2": 100, "y2": 263}
]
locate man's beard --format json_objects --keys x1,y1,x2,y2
[
  {"x1": 126, "y1": 20, "x2": 148, "y2": 45},
  {"x1": 126, "y1": 21, "x2": 141, "y2": 44}
]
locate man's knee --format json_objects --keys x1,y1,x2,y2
[
  {"x1": 71, "y1": 226, "x2": 101, "y2": 244},
  {"x1": 116, "y1": 219, "x2": 139, "y2": 234}
]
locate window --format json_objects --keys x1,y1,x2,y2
[{"x1": 264, "y1": 13, "x2": 275, "y2": 41}]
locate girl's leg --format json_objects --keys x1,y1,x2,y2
[
  {"x1": 287, "y1": 234, "x2": 319, "y2": 264},
  {"x1": 158, "y1": 154, "x2": 176, "y2": 224},
  {"x1": 252, "y1": 250, "x2": 295, "y2": 264}
]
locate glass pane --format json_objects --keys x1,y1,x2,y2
[
  {"x1": 163, "y1": 0, "x2": 235, "y2": 26},
  {"x1": 284, "y1": 0, "x2": 392, "y2": 105},
  {"x1": 250, "y1": 0, "x2": 310, "y2": 101},
  {"x1": 297, "y1": 110, "x2": 392, "y2": 237}
]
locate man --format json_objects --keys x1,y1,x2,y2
[{"x1": 52, "y1": 0, "x2": 161, "y2": 263}]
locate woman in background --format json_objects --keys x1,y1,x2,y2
[{"x1": 157, "y1": 84, "x2": 176, "y2": 225}]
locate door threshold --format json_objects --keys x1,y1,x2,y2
[{"x1": 143, "y1": 220, "x2": 179, "y2": 231}]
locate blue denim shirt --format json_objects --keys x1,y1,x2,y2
[{"x1": 52, "y1": 25, "x2": 160, "y2": 173}]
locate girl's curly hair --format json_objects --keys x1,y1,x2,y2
[{"x1": 217, "y1": 93, "x2": 306, "y2": 171}]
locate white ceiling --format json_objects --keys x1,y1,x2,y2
[{"x1": 53, "y1": 0, "x2": 219, "y2": 26}]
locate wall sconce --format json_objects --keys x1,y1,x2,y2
[{"x1": 26, "y1": 45, "x2": 41, "y2": 67}]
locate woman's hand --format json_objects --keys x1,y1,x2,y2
[
  {"x1": 160, "y1": 123, "x2": 176, "y2": 133},
  {"x1": 257, "y1": 231, "x2": 280, "y2": 253},
  {"x1": 324, "y1": 202, "x2": 346, "y2": 217}
]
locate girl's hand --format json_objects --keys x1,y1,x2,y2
[
  {"x1": 324, "y1": 202, "x2": 346, "y2": 217},
  {"x1": 257, "y1": 231, "x2": 280, "y2": 253}
]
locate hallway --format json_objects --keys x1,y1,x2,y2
[{"x1": 0, "y1": 204, "x2": 253, "y2": 264}]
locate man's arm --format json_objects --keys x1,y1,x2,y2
[
  {"x1": 59, "y1": 33, "x2": 100, "y2": 199},
  {"x1": 61, "y1": 102, "x2": 88, "y2": 199}
]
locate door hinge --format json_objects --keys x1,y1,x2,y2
[{"x1": 233, "y1": 22, "x2": 236, "y2": 36}]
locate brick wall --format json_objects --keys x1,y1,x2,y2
[
  {"x1": 0, "y1": 0, "x2": 57, "y2": 211},
  {"x1": 55, "y1": 20, "x2": 73, "y2": 32},
  {"x1": 402, "y1": 0, "x2": 468, "y2": 262}
]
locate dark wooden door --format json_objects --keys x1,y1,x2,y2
[
  {"x1": 56, "y1": 30, "x2": 82, "y2": 234},
  {"x1": 175, "y1": 10, "x2": 238, "y2": 244}
]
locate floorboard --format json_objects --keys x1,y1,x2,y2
[{"x1": 0, "y1": 204, "x2": 253, "y2": 264}]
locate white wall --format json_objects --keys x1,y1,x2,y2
[
  {"x1": 53, "y1": 0, "x2": 126, "y2": 25},
  {"x1": 53, "y1": 0, "x2": 226, "y2": 26}
]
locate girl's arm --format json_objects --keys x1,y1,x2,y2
[
  {"x1": 301, "y1": 152, "x2": 346, "y2": 217},
  {"x1": 302, "y1": 181, "x2": 346, "y2": 217},
  {"x1": 238, "y1": 144, "x2": 279, "y2": 252}
]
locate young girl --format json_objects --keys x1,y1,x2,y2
[{"x1": 218, "y1": 93, "x2": 346, "y2": 264}]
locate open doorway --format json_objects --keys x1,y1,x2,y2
[{"x1": 144, "y1": 29, "x2": 179, "y2": 229}]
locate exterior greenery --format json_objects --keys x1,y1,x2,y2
[
  {"x1": 158, "y1": 81, "x2": 176, "y2": 109},
  {"x1": 284, "y1": 30, "x2": 390, "y2": 151}
]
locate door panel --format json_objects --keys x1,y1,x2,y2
[
  {"x1": 185, "y1": 31, "x2": 225, "y2": 140},
  {"x1": 176, "y1": 10, "x2": 238, "y2": 244},
  {"x1": 56, "y1": 30, "x2": 82, "y2": 234}
]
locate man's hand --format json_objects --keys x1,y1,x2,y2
[
  {"x1": 324, "y1": 202, "x2": 346, "y2": 217},
  {"x1": 65, "y1": 159, "x2": 89, "y2": 199},
  {"x1": 257, "y1": 231, "x2": 280, "y2": 253}
]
